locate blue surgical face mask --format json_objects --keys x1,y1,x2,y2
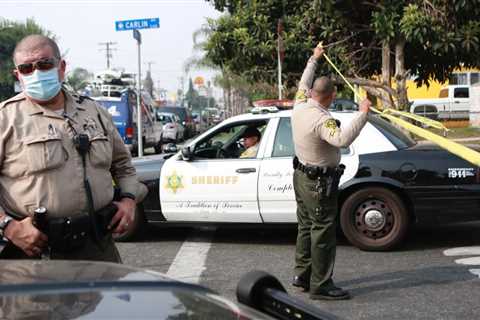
[{"x1": 21, "y1": 67, "x2": 62, "y2": 101}]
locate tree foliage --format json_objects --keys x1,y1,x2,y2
[
  {"x1": 0, "y1": 17, "x2": 52, "y2": 100},
  {"x1": 184, "y1": 77, "x2": 216, "y2": 111},
  {"x1": 65, "y1": 67, "x2": 91, "y2": 93},
  {"x1": 204, "y1": 0, "x2": 480, "y2": 107}
]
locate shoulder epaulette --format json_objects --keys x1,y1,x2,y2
[
  {"x1": 69, "y1": 91, "x2": 94, "y2": 104},
  {"x1": 0, "y1": 93, "x2": 26, "y2": 109},
  {"x1": 76, "y1": 95, "x2": 94, "y2": 104}
]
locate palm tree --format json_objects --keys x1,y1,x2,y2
[
  {"x1": 184, "y1": 22, "x2": 253, "y2": 117},
  {"x1": 64, "y1": 67, "x2": 92, "y2": 93}
]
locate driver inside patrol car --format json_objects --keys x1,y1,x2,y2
[{"x1": 240, "y1": 127, "x2": 261, "y2": 158}]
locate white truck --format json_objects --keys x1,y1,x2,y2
[{"x1": 410, "y1": 85, "x2": 470, "y2": 120}]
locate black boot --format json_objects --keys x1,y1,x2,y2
[
  {"x1": 309, "y1": 286, "x2": 350, "y2": 300},
  {"x1": 292, "y1": 276, "x2": 310, "y2": 292}
]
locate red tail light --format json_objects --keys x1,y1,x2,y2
[{"x1": 126, "y1": 127, "x2": 134, "y2": 138}]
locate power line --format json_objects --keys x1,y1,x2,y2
[{"x1": 98, "y1": 42, "x2": 117, "y2": 69}]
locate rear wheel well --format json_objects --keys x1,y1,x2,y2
[{"x1": 339, "y1": 182, "x2": 415, "y2": 222}]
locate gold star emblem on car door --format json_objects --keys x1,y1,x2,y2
[{"x1": 164, "y1": 171, "x2": 184, "y2": 194}]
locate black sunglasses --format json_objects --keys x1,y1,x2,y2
[{"x1": 16, "y1": 57, "x2": 58, "y2": 75}]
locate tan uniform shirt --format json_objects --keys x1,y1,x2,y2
[
  {"x1": 0, "y1": 90, "x2": 139, "y2": 219},
  {"x1": 240, "y1": 144, "x2": 259, "y2": 158},
  {"x1": 291, "y1": 57, "x2": 368, "y2": 168}
]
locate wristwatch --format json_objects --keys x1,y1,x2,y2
[
  {"x1": 0, "y1": 215, "x2": 14, "y2": 238},
  {"x1": 120, "y1": 192, "x2": 136, "y2": 201}
]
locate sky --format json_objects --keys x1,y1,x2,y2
[{"x1": 0, "y1": 0, "x2": 221, "y2": 96}]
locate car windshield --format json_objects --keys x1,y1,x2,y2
[
  {"x1": 368, "y1": 114, "x2": 416, "y2": 149},
  {"x1": 160, "y1": 106, "x2": 187, "y2": 121},
  {"x1": 157, "y1": 113, "x2": 173, "y2": 124}
]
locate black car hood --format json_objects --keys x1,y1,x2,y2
[
  {"x1": 0, "y1": 260, "x2": 271, "y2": 320},
  {"x1": 408, "y1": 141, "x2": 480, "y2": 152},
  {"x1": 132, "y1": 154, "x2": 168, "y2": 181},
  {"x1": 0, "y1": 260, "x2": 169, "y2": 284}
]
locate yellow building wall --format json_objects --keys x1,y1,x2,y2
[
  {"x1": 405, "y1": 79, "x2": 447, "y2": 99},
  {"x1": 358, "y1": 69, "x2": 480, "y2": 105}
]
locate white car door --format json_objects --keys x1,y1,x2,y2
[
  {"x1": 159, "y1": 120, "x2": 269, "y2": 223},
  {"x1": 258, "y1": 115, "x2": 359, "y2": 223}
]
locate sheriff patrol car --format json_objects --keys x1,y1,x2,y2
[{"x1": 128, "y1": 108, "x2": 480, "y2": 251}]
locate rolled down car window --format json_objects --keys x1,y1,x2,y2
[
  {"x1": 369, "y1": 115, "x2": 416, "y2": 150},
  {"x1": 272, "y1": 117, "x2": 349, "y2": 157}
]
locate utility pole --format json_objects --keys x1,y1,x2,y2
[
  {"x1": 207, "y1": 80, "x2": 211, "y2": 110},
  {"x1": 98, "y1": 42, "x2": 117, "y2": 69},
  {"x1": 145, "y1": 61, "x2": 155, "y2": 74},
  {"x1": 277, "y1": 19, "x2": 284, "y2": 100},
  {"x1": 143, "y1": 61, "x2": 155, "y2": 97},
  {"x1": 179, "y1": 76, "x2": 185, "y2": 107},
  {"x1": 133, "y1": 30, "x2": 143, "y2": 157}
]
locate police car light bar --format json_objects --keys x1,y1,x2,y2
[
  {"x1": 252, "y1": 99, "x2": 294, "y2": 109},
  {"x1": 250, "y1": 106, "x2": 279, "y2": 114}
]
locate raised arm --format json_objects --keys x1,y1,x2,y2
[{"x1": 294, "y1": 45, "x2": 324, "y2": 105}]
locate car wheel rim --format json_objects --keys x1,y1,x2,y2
[{"x1": 354, "y1": 199, "x2": 394, "y2": 239}]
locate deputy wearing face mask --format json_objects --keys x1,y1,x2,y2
[{"x1": 0, "y1": 35, "x2": 146, "y2": 261}]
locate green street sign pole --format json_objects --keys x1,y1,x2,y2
[
  {"x1": 115, "y1": 18, "x2": 159, "y2": 157},
  {"x1": 133, "y1": 29, "x2": 143, "y2": 157}
]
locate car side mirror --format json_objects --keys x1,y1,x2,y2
[
  {"x1": 163, "y1": 143, "x2": 178, "y2": 153},
  {"x1": 181, "y1": 146, "x2": 194, "y2": 161}
]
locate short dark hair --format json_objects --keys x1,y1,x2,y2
[
  {"x1": 13, "y1": 34, "x2": 61, "y2": 64},
  {"x1": 312, "y1": 76, "x2": 336, "y2": 98},
  {"x1": 242, "y1": 127, "x2": 261, "y2": 139}
]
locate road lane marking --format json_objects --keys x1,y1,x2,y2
[
  {"x1": 454, "y1": 257, "x2": 480, "y2": 265},
  {"x1": 469, "y1": 269, "x2": 480, "y2": 278},
  {"x1": 443, "y1": 246, "x2": 480, "y2": 256},
  {"x1": 443, "y1": 246, "x2": 480, "y2": 279},
  {"x1": 166, "y1": 227, "x2": 215, "y2": 284}
]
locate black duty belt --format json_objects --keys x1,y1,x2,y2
[
  {"x1": 44, "y1": 203, "x2": 117, "y2": 253},
  {"x1": 293, "y1": 156, "x2": 336, "y2": 179},
  {"x1": 47, "y1": 214, "x2": 91, "y2": 253}
]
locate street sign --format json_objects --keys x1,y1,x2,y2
[
  {"x1": 133, "y1": 29, "x2": 142, "y2": 44},
  {"x1": 115, "y1": 17, "x2": 159, "y2": 158},
  {"x1": 115, "y1": 18, "x2": 159, "y2": 31}
]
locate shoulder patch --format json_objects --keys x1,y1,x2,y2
[
  {"x1": 324, "y1": 118, "x2": 338, "y2": 137},
  {"x1": 294, "y1": 89, "x2": 307, "y2": 103}
]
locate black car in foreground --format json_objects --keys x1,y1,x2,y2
[{"x1": 0, "y1": 260, "x2": 337, "y2": 320}]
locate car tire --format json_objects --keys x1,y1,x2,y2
[
  {"x1": 340, "y1": 187, "x2": 409, "y2": 251},
  {"x1": 113, "y1": 204, "x2": 146, "y2": 242}
]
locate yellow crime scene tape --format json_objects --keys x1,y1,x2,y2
[{"x1": 319, "y1": 42, "x2": 480, "y2": 166}]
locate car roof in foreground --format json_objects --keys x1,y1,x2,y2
[{"x1": 0, "y1": 260, "x2": 273, "y2": 320}]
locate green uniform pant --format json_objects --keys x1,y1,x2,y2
[
  {"x1": 293, "y1": 169, "x2": 338, "y2": 293},
  {"x1": 0, "y1": 234, "x2": 122, "y2": 263}
]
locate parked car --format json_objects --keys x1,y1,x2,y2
[
  {"x1": 93, "y1": 89, "x2": 163, "y2": 155},
  {"x1": 158, "y1": 106, "x2": 196, "y2": 139},
  {"x1": 156, "y1": 111, "x2": 185, "y2": 143},
  {"x1": 127, "y1": 108, "x2": 480, "y2": 251},
  {"x1": 329, "y1": 98, "x2": 359, "y2": 112},
  {"x1": 0, "y1": 260, "x2": 336, "y2": 320},
  {"x1": 410, "y1": 85, "x2": 470, "y2": 120}
]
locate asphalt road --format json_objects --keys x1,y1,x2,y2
[{"x1": 117, "y1": 221, "x2": 480, "y2": 320}]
